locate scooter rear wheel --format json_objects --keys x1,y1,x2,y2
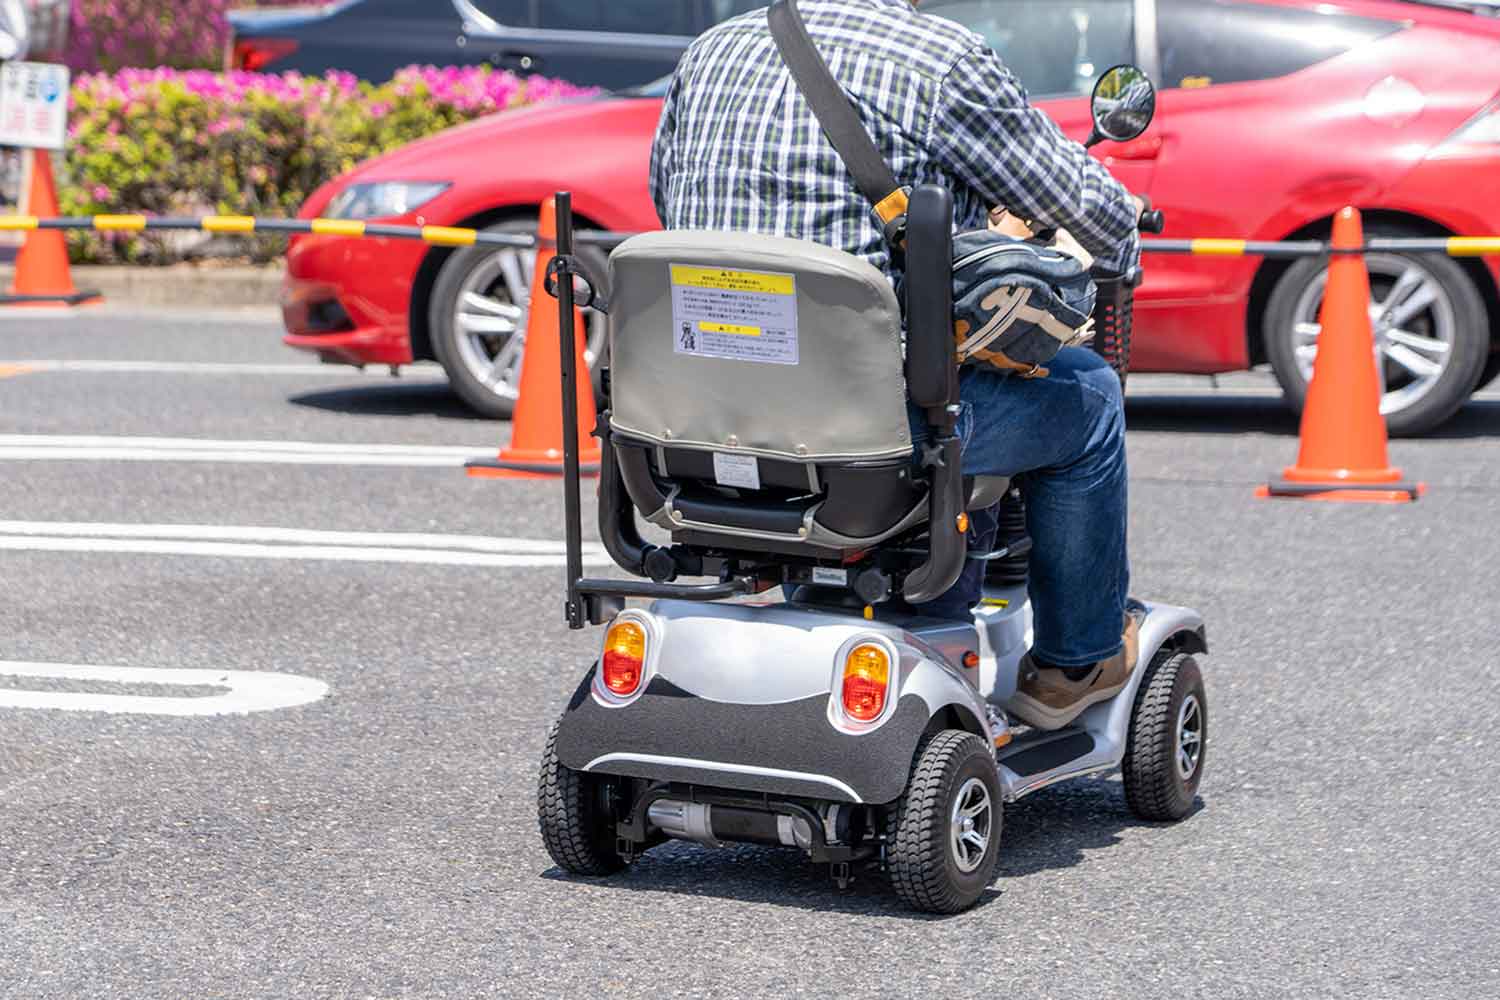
[
  {"x1": 538, "y1": 719, "x2": 629, "y2": 875},
  {"x1": 885, "y1": 730, "x2": 1003, "y2": 914}
]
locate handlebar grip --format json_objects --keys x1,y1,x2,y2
[{"x1": 1139, "y1": 209, "x2": 1165, "y2": 234}]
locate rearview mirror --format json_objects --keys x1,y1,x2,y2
[{"x1": 1088, "y1": 64, "x2": 1156, "y2": 146}]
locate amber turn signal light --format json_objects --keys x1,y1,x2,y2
[
  {"x1": 841, "y1": 642, "x2": 891, "y2": 722},
  {"x1": 602, "y1": 620, "x2": 647, "y2": 696}
]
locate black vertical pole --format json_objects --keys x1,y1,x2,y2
[{"x1": 555, "y1": 191, "x2": 586, "y2": 629}]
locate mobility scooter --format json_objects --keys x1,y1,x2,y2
[{"x1": 538, "y1": 67, "x2": 1207, "y2": 914}]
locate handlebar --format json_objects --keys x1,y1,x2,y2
[{"x1": 1139, "y1": 209, "x2": 1165, "y2": 234}]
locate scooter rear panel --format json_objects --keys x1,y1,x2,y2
[{"x1": 553, "y1": 600, "x2": 997, "y2": 805}]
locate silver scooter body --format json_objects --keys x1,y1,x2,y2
[{"x1": 558, "y1": 586, "x2": 1206, "y2": 806}]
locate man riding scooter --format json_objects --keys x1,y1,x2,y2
[{"x1": 649, "y1": 0, "x2": 1151, "y2": 731}]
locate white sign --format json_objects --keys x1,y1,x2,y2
[
  {"x1": 712, "y1": 451, "x2": 761, "y2": 491},
  {"x1": 669, "y1": 263, "x2": 799, "y2": 365},
  {"x1": 0, "y1": 60, "x2": 69, "y2": 150}
]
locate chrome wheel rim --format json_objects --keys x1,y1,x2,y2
[
  {"x1": 1288, "y1": 254, "x2": 1457, "y2": 417},
  {"x1": 948, "y1": 777, "x2": 993, "y2": 874},
  {"x1": 450, "y1": 245, "x2": 605, "y2": 403},
  {"x1": 1175, "y1": 693, "x2": 1203, "y2": 782}
]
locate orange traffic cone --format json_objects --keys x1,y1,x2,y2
[
  {"x1": 1258, "y1": 207, "x2": 1422, "y2": 502},
  {"x1": 466, "y1": 196, "x2": 600, "y2": 479},
  {"x1": 3, "y1": 149, "x2": 100, "y2": 307}
]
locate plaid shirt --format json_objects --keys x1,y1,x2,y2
[{"x1": 649, "y1": 0, "x2": 1140, "y2": 277}]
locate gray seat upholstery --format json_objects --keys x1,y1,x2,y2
[
  {"x1": 609, "y1": 230, "x2": 910, "y2": 463},
  {"x1": 608, "y1": 230, "x2": 928, "y2": 550}
]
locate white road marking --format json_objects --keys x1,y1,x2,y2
[
  {"x1": 0, "y1": 521, "x2": 611, "y2": 567},
  {"x1": 0, "y1": 434, "x2": 496, "y2": 466},
  {"x1": 0, "y1": 661, "x2": 328, "y2": 716},
  {"x1": 0, "y1": 359, "x2": 443, "y2": 377}
]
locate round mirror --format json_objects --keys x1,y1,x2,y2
[{"x1": 1091, "y1": 64, "x2": 1156, "y2": 143}]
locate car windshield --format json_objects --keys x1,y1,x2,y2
[{"x1": 922, "y1": 0, "x2": 1135, "y2": 98}]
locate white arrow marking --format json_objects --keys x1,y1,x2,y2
[{"x1": 0, "y1": 661, "x2": 329, "y2": 716}]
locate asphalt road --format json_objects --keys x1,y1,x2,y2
[{"x1": 2, "y1": 307, "x2": 1498, "y2": 998}]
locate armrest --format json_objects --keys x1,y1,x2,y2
[{"x1": 903, "y1": 185, "x2": 957, "y2": 416}]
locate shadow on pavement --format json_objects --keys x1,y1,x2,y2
[
  {"x1": 1126, "y1": 394, "x2": 1500, "y2": 440},
  {"x1": 286, "y1": 381, "x2": 493, "y2": 421},
  {"x1": 540, "y1": 777, "x2": 1197, "y2": 918}
]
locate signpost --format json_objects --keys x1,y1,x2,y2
[{"x1": 0, "y1": 59, "x2": 69, "y2": 150}]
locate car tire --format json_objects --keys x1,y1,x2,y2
[
  {"x1": 537, "y1": 719, "x2": 630, "y2": 876},
  {"x1": 1262, "y1": 225, "x2": 1489, "y2": 437},
  {"x1": 1122, "y1": 651, "x2": 1206, "y2": 823},
  {"x1": 428, "y1": 218, "x2": 609, "y2": 420},
  {"x1": 885, "y1": 730, "x2": 1002, "y2": 914}
]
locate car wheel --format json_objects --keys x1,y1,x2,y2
[
  {"x1": 1263, "y1": 230, "x2": 1489, "y2": 437},
  {"x1": 428, "y1": 218, "x2": 609, "y2": 419}
]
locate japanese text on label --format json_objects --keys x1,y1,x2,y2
[{"x1": 669, "y1": 264, "x2": 798, "y2": 365}]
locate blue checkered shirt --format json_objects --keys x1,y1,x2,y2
[{"x1": 649, "y1": 0, "x2": 1140, "y2": 278}]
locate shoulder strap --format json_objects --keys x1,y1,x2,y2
[{"x1": 768, "y1": 0, "x2": 909, "y2": 242}]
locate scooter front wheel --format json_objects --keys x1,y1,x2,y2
[
  {"x1": 885, "y1": 730, "x2": 1003, "y2": 914},
  {"x1": 1122, "y1": 651, "x2": 1207, "y2": 821},
  {"x1": 537, "y1": 719, "x2": 630, "y2": 875}
]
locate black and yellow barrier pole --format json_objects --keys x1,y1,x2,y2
[
  {"x1": 0, "y1": 214, "x2": 536, "y2": 249},
  {"x1": 2, "y1": 214, "x2": 1498, "y2": 257},
  {"x1": 1143, "y1": 236, "x2": 1500, "y2": 258}
]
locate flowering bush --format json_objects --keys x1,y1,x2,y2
[
  {"x1": 62, "y1": 65, "x2": 598, "y2": 263},
  {"x1": 67, "y1": 0, "x2": 231, "y2": 73}
]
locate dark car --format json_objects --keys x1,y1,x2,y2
[{"x1": 227, "y1": 0, "x2": 770, "y2": 87}]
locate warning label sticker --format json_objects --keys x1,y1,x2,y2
[{"x1": 669, "y1": 264, "x2": 798, "y2": 365}]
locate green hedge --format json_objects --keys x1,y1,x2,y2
[{"x1": 61, "y1": 66, "x2": 596, "y2": 264}]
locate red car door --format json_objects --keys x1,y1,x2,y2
[{"x1": 1130, "y1": 0, "x2": 1409, "y2": 372}]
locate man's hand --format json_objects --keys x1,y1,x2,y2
[{"x1": 988, "y1": 208, "x2": 1034, "y2": 238}]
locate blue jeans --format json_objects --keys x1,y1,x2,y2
[{"x1": 909, "y1": 348, "x2": 1129, "y2": 668}]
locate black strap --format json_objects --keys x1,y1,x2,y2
[{"x1": 768, "y1": 0, "x2": 908, "y2": 242}]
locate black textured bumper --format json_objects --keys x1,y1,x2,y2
[{"x1": 553, "y1": 669, "x2": 931, "y2": 804}]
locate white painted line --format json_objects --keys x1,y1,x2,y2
[
  {"x1": 0, "y1": 359, "x2": 443, "y2": 377},
  {"x1": 0, "y1": 661, "x2": 328, "y2": 716},
  {"x1": 0, "y1": 521, "x2": 612, "y2": 567},
  {"x1": 0, "y1": 434, "x2": 496, "y2": 467},
  {"x1": 0, "y1": 521, "x2": 586, "y2": 553}
]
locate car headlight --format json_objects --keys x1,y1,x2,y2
[
  {"x1": 323, "y1": 181, "x2": 451, "y2": 220},
  {"x1": 1430, "y1": 98, "x2": 1500, "y2": 160}
]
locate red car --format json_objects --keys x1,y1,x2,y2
[{"x1": 283, "y1": 0, "x2": 1500, "y2": 434}]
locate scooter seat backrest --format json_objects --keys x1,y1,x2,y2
[{"x1": 607, "y1": 230, "x2": 911, "y2": 464}]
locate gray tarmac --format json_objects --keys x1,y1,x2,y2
[{"x1": 1, "y1": 307, "x2": 1497, "y2": 998}]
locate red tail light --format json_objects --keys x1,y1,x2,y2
[
  {"x1": 841, "y1": 643, "x2": 891, "y2": 722},
  {"x1": 232, "y1": 38, "x2": 299, "y2": 72},
  {"x1": 601, "y1": 620, "x2": 647, "y2": 697}
]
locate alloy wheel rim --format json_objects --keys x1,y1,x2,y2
[
  {"x1": 949, "y1": 777, "x2": 993, "y2": 874},
  {"x1": 1175, "y1": 693, "x2": 1203, "y2": 782},
  {"x1": 451, "y1": 246, "x2": 605, "y2": 402},
  {"x1": 1288, "y1": 254, "x2": 1457, "y2": 417}
]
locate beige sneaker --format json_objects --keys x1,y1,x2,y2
[{"x1": 1007, "y1": 612, "x2": 1141, "y2": 731}]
